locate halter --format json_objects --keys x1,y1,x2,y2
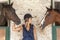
[{"x1": 39, "y1": 10, "x2": 48, "y2": 26}]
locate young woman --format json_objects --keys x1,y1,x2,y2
[{"x1": 12, "y1": 14, "x2": 37, "y2": 40}]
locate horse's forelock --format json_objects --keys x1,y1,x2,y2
[{"x1": 2, "y1": 4, "x2": 12, "y2": 8}]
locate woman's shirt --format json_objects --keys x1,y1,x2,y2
[{"x1": 22, "y1": 24, "x2": 34, "y2": 40}]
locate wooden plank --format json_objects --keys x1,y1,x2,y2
[
  {"x1": 0, "y1": 29, "x2": 5, "y2": 40},
  {"x1": 56, "y1": 28, "x2": 60, "y2": 40},
  {"x1": 0, "y1": 27, "x2": 10, "y2": 40}
]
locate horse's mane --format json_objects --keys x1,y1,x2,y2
[
  {"x1": 48, "y1": 8, "x2": 60, "y2": 14},
  {"x1": 2, "y1": 4, "x2": 12, "y2": 8},
  {"x1": 0, "y1": 3, "x2": 13, "y2": 8},
  {"x1": 47, "y1": 6, "x2": 60, "y2": 14},
  {"x1": 54, "y1": 9, "x2": 60, "y2": 13}
]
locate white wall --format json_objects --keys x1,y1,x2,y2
[
  {"x1": 10, "y1": 0, "x2": 52, "y2": 40},
  {"x1": 0, "y1": 0, "x2": 8, "y2": 3},
  {"x1": 55, "y1": 0, "x2": 60, "y2": 2}
]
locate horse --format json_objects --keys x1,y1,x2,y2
[
  {"x1": 0, "y1": 3, "x2": 21, "y2": 26},
  {"x1": 40, "y1": 6, "x2": 60, "y2": 30}
]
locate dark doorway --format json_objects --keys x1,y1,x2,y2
[
  {"x1": 55, "y1": 2, "x2": 60, "y2": 26},
  {"x1": 55, "y1": 22, "x2": 60, "y2": 26},
  {"x1": 55, "y1": 2, "x2": 60, "y2": 12}
]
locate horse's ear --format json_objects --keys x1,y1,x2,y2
[
  {"x1": 10, "y1": 2, "x2": 13, "y2": 6},
  {"x1": 46, "y1": 7, "x2": 49, "y2": 10},
  {"x1": 2, "y1": 4, "x2": 5, "y2": 7}
]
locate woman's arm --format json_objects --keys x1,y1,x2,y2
[
  {"x1": 12, "y1": 23, "x2": 22, "y2": 32},
  {"x1": 33, "y1": 26, "x2": 37, "y2": 40}
]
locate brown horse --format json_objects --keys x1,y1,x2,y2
[
  {"x1": 0, "y1": 3, "x2": 21, "y2": 26},
  {"x1": 40, "y1": 7, "x2": 60, "y2": 30}
]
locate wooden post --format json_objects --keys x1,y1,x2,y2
[
  {"x1": 51, "y1": 0, "x2": 55, "y2": 9},
  {"x1": 51, "y1": 0, "x2": 53, "y2": 9},
  {"x1": 9, "y1": 0, "x2": 10, "y2": 4}
]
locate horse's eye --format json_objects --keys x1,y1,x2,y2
[
  {"x1": 14, "y1": 9, "x2": 15, "y2": 12},
  {"x1": 47, "y1": 12, "x2": 49, "y2": 13},
  {"x1": 47, "y1": 13, "x2": 50, "y2": 16},
  {"x1": 14, "y1": 10, "x2": 15, "y2": 11}
]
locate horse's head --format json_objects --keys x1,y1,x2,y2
[
  {"x1": 40, "y1": 6, "x2": 56, "y2": 30},
  {"x1": 2, "y1": 3, "x2": 21, "y2": 25}
]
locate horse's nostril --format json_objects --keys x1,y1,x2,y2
[{"x1": 15, "y1": 20, "x2": 21, "y2": 25}]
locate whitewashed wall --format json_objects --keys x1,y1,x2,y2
[
  {"x1": 0, "y1": 0, "x2": 9, "y2": 3},
  {"x1": 55, "y1": 0, "x2": 60, "y2": 1},
  {"x1": 10, "y1": 0, "x2": 52, "y2": 40}
]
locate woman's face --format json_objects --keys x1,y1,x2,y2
[
  {"x1": 28, "y1": 18, "x2": 32, "y2": 24},
  {"x1": 25, "y1": 18, "x2": 32, "y2": 24}
]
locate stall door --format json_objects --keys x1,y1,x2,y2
[
  {"x1": 52, "y1": 25, "x2": 60, "y2": 40},
  {"x1": 0, "y1": 27, "x2": 10, "y2": 40}
]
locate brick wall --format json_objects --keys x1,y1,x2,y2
[{"x1": 10, "y1": 0, "x2": 52, "y2": 40}]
